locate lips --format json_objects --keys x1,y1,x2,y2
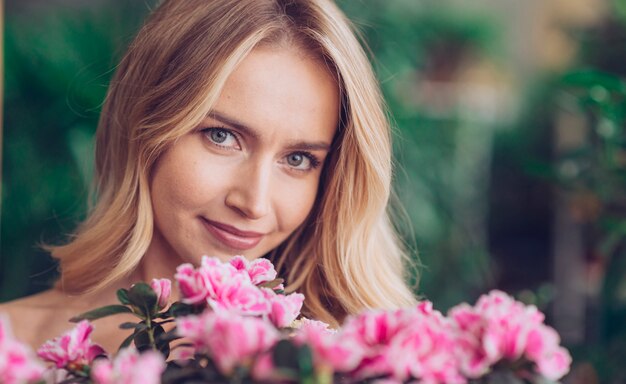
[{"x1": 202, "y1": 219, "x2": 264, "y2": 251}]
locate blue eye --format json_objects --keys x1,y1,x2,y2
[
  {"x1": 285, "y1": 152, "x2": 320, "y2": 171},
  {"x1": 210, "y1": 129, "x2": 229, "y2": 143},
  {"x1": 203, "y1": 127, "x2": 240, "y2": 149},
  {"x1": 287, "y1": 153, "x2": 306, "y2": 167}
]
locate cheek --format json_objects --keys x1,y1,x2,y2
[
  {"x1": 276, "y1": 179, "x2": 320, "y2": 229},
  {"x1": 151, "y1": 153, "x2": 220, "y2": 213}
]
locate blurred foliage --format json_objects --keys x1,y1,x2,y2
[
  {"x1": 1, "y1": 1, "x2": 153, "y2": 300},
  {"x1": 338, "y1": 0, "x2": 505, "y2": 309},
  {"x1": 554, "y1": 68, "x2": 626, "y2": 383}
]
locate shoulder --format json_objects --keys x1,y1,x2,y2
[
  {"x1": 0, "y1": 289, "x2": 68, "y2": 316},
  {"x1": 0, "y1": 290, "x2": 77, "y2": 349}
]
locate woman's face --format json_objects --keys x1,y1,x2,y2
[{"x1": 148, "y1": 47, "x2": 340, "y2": 266}]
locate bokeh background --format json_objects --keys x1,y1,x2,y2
[{"x1": 2, "y1": 0, "x2": 625, "y2": 382}]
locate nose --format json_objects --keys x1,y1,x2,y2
[{"x1": 225, "y1": 159, "x2": 272, "y2": 220}]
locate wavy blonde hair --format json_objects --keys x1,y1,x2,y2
[{"x1": 52, "y1": 0, "x2": 417, "y2": 326}]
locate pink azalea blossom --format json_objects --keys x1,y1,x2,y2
[
  {"x1": 339, "y1": 304, "x2": 466, "y2": 383},
  {"x1": 0, "y1": 314, "x2": 46, "y2": 384},
  {"x1": 150, "y1": 278, "x2": 172, "y2": 309},
  {"x1": 447, "y1": 303, "x2": 491, "y2": 377},
  {"x1": 385, "y1": 306, "x2": 466, "y2": 383},
  {"x1": 176, "y1": 310, "x2": 279, "y2": 374},
  {"x1": 229, "y1": 256, "x2": 277, "y2": 285},
  {"x1": 265, "y1": 290, "x2": 305, "y2": 328},
  {"x1": 292, "y1": 318, "x2": 334, "y2": 332},
  {"x1": 525, "y1": 323, "x2": 572, "y2": 380},
  {"x1": 37, "y1": 320, "x2": 106, "y2": 370},
  {"x1": 176, "y1": 256, "x2": 293, "y2": 317},
  {"x1": 535, "y1": 346, "x2": 572, "y2": 381},
  {"x1": 340, "y1": 308, "x2": 411, "y2": 378},
  {"x1": 175, "y1": 256, "x2": 240, "y2": 305},
  {"x1": 294, "y1": 317, "x2": 363, "y2": 372},
  {"x1": 207, "y1": 273, "x2": 271, "y2": 316},
  {"x1": 174, "y1": 263, "x2": 209, "y2": 305},
  {"x1": 448, "y1": 290, "x2": 571, "y2": 380},
  {"x1": 91, "y1": 348, "x2": 165, "y2": 384}
]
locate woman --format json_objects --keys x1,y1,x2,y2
[{"x1": 1, "y1": 0, "x2": 417, "y2": 351}]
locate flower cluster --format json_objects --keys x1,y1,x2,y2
[
  {"x1": 175, "y1": 255, "x2": 303, "y2": 327},
  {"x1": 449, "y1": 290, "x2": 572, "y2": 380},
  {"x1": 176, "y1": 310, "x2": 279, "y2": 375},
  {"x1": 0, "y1": 256, "x2": 572, "y2": 384},
  {"x1": 37, "y1": 320, "x2": 106, "y2": 370}
]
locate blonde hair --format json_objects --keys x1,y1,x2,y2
[{"x1": 52, "y1": 0, "x2": 417, "y2": 326}]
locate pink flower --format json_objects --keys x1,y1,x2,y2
[
  {"x1": 535, "y1": 346, "x2": 572, "y2": 381},
  {"x1": 150, "y1": 278, "x2": 171, "y2": 309},
  {"x1": 175, "y1": 256, "x2": 251, "y2": 306},
  {"x1": 294, "y1": 318, "x2": 363, "y2": 373},
  {"x1": 447, "y1": 303, "x2": 490, "y2": 377},
  {"x1": 176, "y1": 256, "x2": 282, "y2": 316},
  {"x1": 0, "y1": 314, "x2": 46, "y2": 384},
  {"x1": 175, "y1": 257, "x2": 238, "y2": 305},
  {"x1": 91, "y1": 348, "x2": 165, "y2": 384},
  {"x1": 174, "y1": 263, "x2": 209, "y2": 305},
  {"x1": 385, "y1": 306, "x2": 465, "y2": 383},
  {"x1": 339, "y1": 304, "x2": 466, "y2": 383},
  {"x1": 37, "y1": 320, "x2": 106, "y2": 370},
  {"x1": 208, "y1": 273, "x2": 271, "y2": 316},
  {"x1": 176, "y1": 310, "x2": 280, "y2": 374},
  {"x1": 525, "y1": 325, "x2": 572, "y2": 380},
  {"x1": 449, "y1": 290, "x2": 571, "y2": 381},
  {"x1": 229, "y1": 256, "x2": 278, "y2": 285},
  {"x1": 265, "y1": 290, "x2": 304, "y2": 328},
  {"x1": 340, "y1": 308, "x2": 412, "y2": 378}
]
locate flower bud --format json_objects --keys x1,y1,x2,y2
[{"x1": 150, "y1": 278, "x2": 172, "y2": 309}]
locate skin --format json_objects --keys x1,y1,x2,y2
[{"x1": 0, "y1": 46, "x2": 340, "y2": 353}]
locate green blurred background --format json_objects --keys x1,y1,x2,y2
[{"x1": 2, "y1": 0, "x2": 625, "y2": 382}]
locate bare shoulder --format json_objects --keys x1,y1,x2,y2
[
  {"x1": 1, "y1": 289, "x2": 66, "y2": 311},
  {"x1": 1, "y1": 290, "x2": 57, "y2": 321},
  {"x1": 0, "y1": 288, "x2": 138, "y2": 352},
  {"x1": 0, "y1": 289, "x2": 79, "y2": 349}
]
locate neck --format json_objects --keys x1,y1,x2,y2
[{"x1": 128, "y1": 231, "x2": 184, "y2": 302}]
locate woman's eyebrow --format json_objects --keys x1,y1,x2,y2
[
  {"x1": 209, "y1": 110, "x2": 332, "y2": 151},
  {"x1": 284, "y1": 141, "x2": 331, "y2": 151},
  {"x1": 209, "y1": 110, "x2": 260, "y2": 141}
]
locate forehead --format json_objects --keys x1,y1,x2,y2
[{"x1": 211, "y1": 46, "x2": 340, "y2": 142}]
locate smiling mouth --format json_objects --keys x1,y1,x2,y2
[{"x1": 201, "y1": 219, "x2": 264, "y2": 251}]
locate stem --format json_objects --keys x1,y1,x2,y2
[{"x1": 145, "y1": 316, "x2": 157, "y2": 351}]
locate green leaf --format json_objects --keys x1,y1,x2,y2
[
  {"x1": 134, "y1": 324, "x2": 170, "y2": 358},
  {"x1": 118, "y1": 332, "x2": 135, "y2": 352},
  {"x1": 70, "y1": 305, "x2": 132, "y2": 322},
  {"x1": 257, "y1": 278, "x2": 284, "y2": 290},
  {"x1": 272, "y1": 339, "x2": 300, "y2": 371},
  {"x1": 158, "y1": 327, "x2": 183, "y2": 343},
  {"x1": 165, "y1": 302, "x2": 197, "y2": 318},
  {"x1": 127, "y1": 282, "x2": 158, "y2": 316},
  {"x1": 119, "y1": 322, "x2": 147, "y2": 331},
  {"x1": 297, "y1": 344, "x2": 314, "y2": 377},
  {"x1": 117, "y1": 288, "x2": 131, "y2": 305},
  {"x1": 133, "y1": 329, "x2": 152, "y2": 351},
  {"x1": 154, "y1": 325, "x2": 171, "y2": 359}
]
